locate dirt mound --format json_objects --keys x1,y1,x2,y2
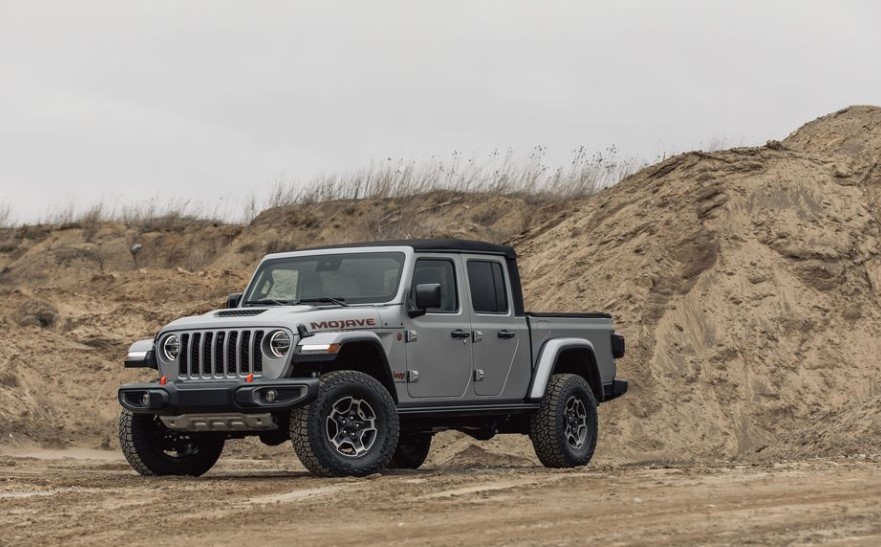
[
  {"x1": 432, "y1": 444, "x2": 535, "y2": 469},
  {"x1": 211, "y1": 191, "x2": 563, "y2": 270},
  {"x1": 758, "y1": 394, "x2": 881, "y2": 460},
  {"x1": 2, "y1": 106, "x2": 881, "y2": 464},
  {"x1": 515, "y1": 105, "x2": 881, "y2": 462},
  {"x1": 427, "y1": 431, "x2": 538, "y2": 469},
  {"x1": 783, "y1": 105, "x2": 881, "y2": 166}
]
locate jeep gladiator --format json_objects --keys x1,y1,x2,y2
[{"x1": 119, "y1": 239, "x2": 627, "y2": 477}]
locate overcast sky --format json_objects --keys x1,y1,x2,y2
[{"x1": 1, "y1": 0, "x2": 879, "y2": 222}]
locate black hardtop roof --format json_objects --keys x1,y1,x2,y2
[{"x1": 302, "y1": 239, "x2": 517, "y2": 259}]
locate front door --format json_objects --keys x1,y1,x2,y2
[{"x1": 404, "y1": 256, "x2": 472, "y2": 398}]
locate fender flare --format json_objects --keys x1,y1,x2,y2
[
  {"x1": 292, "y1": 330, "x2": 387, "y2": 359},
  {"x1": 527, "y1": 338, "x2": 600, "y2": 401},
  {"x1": 292, "y1": 330, "x2": 397, "y2": 401}
]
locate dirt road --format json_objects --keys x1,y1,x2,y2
[{"x1": 2, "y1": 449, "x2": 880, "y2": 546}]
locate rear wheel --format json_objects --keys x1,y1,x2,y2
[
  {"x1": 388, "y1": 432, "x2": 432, "y2": 469},
  {"x1": 291, "y1": 371, "x2": 399, "y2": 477},
  {"x1": 118, "y1": 409, "x2": 224, "y2": 477},
  {"x1": 529, "y1": 374, "x2": 598, "y2": 468}
]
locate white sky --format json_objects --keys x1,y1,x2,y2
[{"x1": 1, "y1": 0, "x2": 879, "y2": 222}]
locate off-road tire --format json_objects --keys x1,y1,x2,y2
[
  {"x1": 388, "y1": 432, "x2": 432, "y2": 469},
  {"x1": 291, "y1": 370, "x2": 399, "y2": 477},
  {"x1": 529, "y1": 374, "x2": 598, "y2": 468},
  {"x1": 118, "y1": 409, "x2": 225, "y2": 477}
]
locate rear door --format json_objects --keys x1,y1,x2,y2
[
  {"x1": 464, "y1": 256, "x2": 529, "y2": 397},
  {"x1": 404, "y1": 255, "x2": 473, "y2": 398}
]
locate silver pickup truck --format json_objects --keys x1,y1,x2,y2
[{"x1": 119, "y1": 239, "x2": 627, "y2": 477}]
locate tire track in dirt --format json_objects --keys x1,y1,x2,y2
[{"x1": 3, "y1": 452, "x2": 881, "y2": 546}]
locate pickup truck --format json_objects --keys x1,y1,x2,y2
[{"x1": 118, "y1": 239, "x2": 627, "y2": 477}]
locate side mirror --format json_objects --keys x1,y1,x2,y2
[
  {"x1": 227, "y1": 292, "x2": 243, "y2": 308},
  {"x1": 414, "y1": 283, "x2": 442, "y2": 310}
]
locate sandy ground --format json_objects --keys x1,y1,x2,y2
[{"x1": 2, "y1": 450, "x2": 881, "y2": 546}]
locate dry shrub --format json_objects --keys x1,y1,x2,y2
[
  {"x1": 265, "y1": 146, "x2": 649, "y2": 209},
  {"x1": 0, "y1": 202, "x2": 12, "y2": 228},
  {"x1": 14, "y1": 146, "x2": 650, "y2": 229}
]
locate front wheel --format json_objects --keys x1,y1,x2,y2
[
  {"x1": 118, "y1": 409, "x2": 224, "y2": 477},
  {"x1": 291, "y1": 371, "x2": 399, "y2": 477},
  {"x1": 528, "y1": 374, "x2": 598, "y2": 468}
]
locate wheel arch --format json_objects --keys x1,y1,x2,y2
[
  {"x1": 292, "y1": 331, "x2": 398, "y2": 403},
  {"x1": 330, "y1": 340, "x2": 398, "y2": 403},
  {"x1": 528, "y1": 338, "x2": 603, "y2": 402}
]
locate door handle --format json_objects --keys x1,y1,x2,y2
[
  {"x1": 498, "y1": 330, "x2": 516, "y2": 339},
  {"x1": 450, "y1": 329, "x2": 471, "y2": 339}
]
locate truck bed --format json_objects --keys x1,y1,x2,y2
[{"x1": 526, "y1": 312, "x2": 617, "y2": 386}]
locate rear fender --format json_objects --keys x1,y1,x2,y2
[{"x1": 527, "y1": 338, "x2": 602, "y2": 402}]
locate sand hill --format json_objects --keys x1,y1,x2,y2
[{"x1": 2, "y1": 106, "x2": 880, "y2": 464}]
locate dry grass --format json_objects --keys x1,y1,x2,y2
[
  {"x1": 17, "y1": 147, "x2": 652, "y2": 229},
  {"x1": 0, "y1": 201, "x2": 13, "y2": 228},
  {"x1": 36, "y1": 197, "x2": 230, "y2": 233},
  {"x1": 264, "y1": 146, "x2": 648, "y2": 208}
]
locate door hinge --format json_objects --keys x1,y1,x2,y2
[
  {"x1": 472, "y1": 330, "x2": 483, "y2": 343},
  {"x1": 473, "y1": 369, "x2": 485, "y2": 382},
  {"x1": 406, "y1": 330, "x2": 418, "y2": 343},
  {"x1": 407, "y1": 370, "x2": 419, "y2": 383}
]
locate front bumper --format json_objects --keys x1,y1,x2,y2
[{"x1": 118, "y1": 377, "x2": 319, "y2": 415}]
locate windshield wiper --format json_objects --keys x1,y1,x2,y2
[
  {"x1": 243, "y1": 298, "x2": 296, "y2": 307},
  {"x1": 297, "y1": 297, "x2": 349, "y2": 307}
]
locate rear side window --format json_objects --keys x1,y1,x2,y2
[{"x1": 467, "y1": 260, "x2": 509, "y2": 314}]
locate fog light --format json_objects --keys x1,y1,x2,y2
[
  {"x1": 140, "y1": 392, "x2": 150, "y2": 406},
  {"x1": 264, "y1": 389, "x2": 278, "y2": 403}
]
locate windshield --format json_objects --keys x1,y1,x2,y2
[{"x1": 243, "y1": 252, "x2": 406, "y2": 306}]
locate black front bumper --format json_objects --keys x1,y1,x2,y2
[{"x1": 118, "y1": 378, "x2": 319, "y2": 415}]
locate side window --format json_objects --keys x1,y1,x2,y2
[
  {"x1": 467, "y1": 260, "x2": 509, "y2": 314},
  {"x1": 411, "y1": 259, "x2": 458, "y2": 313}
]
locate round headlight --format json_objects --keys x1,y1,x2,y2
[
  {"x1": 267, "y1": 330, "x2": 291, "y2": 358},
  {"x1": 162, "y1": 335, "x2": 180, "y2": 361}
]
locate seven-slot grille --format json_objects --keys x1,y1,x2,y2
[{"x1": 177, "y1": 329, "x2": 266, "y2": 380}]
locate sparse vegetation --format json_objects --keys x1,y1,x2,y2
[
  {"x1": 0, "y1": 202, "x2": 13, "y2": 228},
  {"x1": 14, "y1": 147, "x2": 651, "y2": 229},
  {"x1": 265, "y1": 146, "x2": 649, "y2": 208},
  {"x1": 32, "y1": 197, "x2": 229, "y2": 233}
]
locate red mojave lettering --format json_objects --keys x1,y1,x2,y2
[{"x1": 310, "y1": 318, "x2": 377, "y2": 330}]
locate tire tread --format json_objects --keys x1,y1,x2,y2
[
  {"x1": 118, "y1": 408, "x2": 224, "y2": 477},
  {"x1": 529, "y1": 374, "x2": 598, "y2": 468},
  {"x1": 291, "y1": 370, "x2": 399, "y2": 477}
]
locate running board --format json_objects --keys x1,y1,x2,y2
[{"x1": 396, "y1": 402, "x2": 540, "y2": 417}]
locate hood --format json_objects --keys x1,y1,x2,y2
[{"x1": 161, "y1": 305, "x2": 386, "y2": 333}]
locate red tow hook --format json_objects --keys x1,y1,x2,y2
[{"x1": 159, "y1": 376, "x2": 167, "y2": 386}]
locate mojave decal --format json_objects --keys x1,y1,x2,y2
[{"x1": 310, "y1": 318, "x2": 377, "y2": 330}]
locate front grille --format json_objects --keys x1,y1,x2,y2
[{"x1": 178, "y1": 329, "x2": 266, "y2": 380}]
